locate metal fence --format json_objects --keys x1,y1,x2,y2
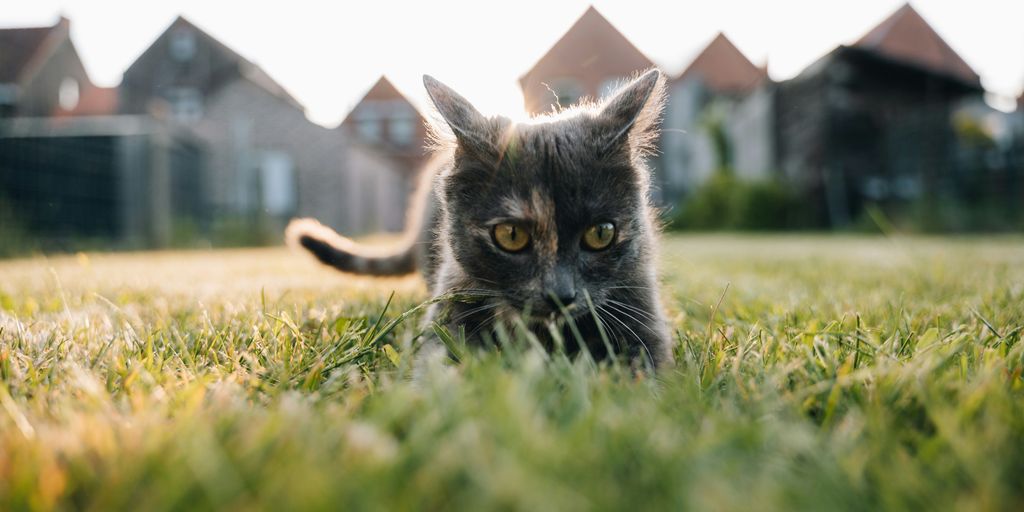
[{"x1": 0, "y1": 116, "x2": 205, "y2": 252}]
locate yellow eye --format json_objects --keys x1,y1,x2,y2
[
  {"x1": 582, "y1": 222, "x2": 616, "y2": 251},
  {"x1": 492, "y1": 223, "x2": 531, "y2": 252}
]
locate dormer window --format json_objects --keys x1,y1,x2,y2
[
  {"x1": 169, "y1": 28, "x2": 197, "y2": 62},
  {"x1": 389, "y1": 118, "x2": 415, "y2": 147},
  {"x1": 354, "y1": 104, "x2": 382, "y2": 142},
  {"x1": 388, "y1": 103, "x2": 417, "y2": 147}
]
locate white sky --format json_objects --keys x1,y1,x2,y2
[{"x1": 4, "y1": 0, "x2": 1023, "y2": 126}]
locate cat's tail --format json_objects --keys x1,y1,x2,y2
[
  {"x1": 285, "y1": 218, "x2": 419, "y2": 276},
  {"x1": 285, "y1": 154, "x2": 441, "y2": 277}
]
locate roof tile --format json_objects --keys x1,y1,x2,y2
[{"x1": 675, "y1": 32, "x2": 765, "y2": 94}]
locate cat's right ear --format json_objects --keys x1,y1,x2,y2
[
  {"x1": 423, "y1": 75, "x2": 492, "y2": 154},
  {"x1": 595, "y1": 69, "x2": 666, "y2": 157}
]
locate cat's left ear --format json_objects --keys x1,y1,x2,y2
[{"x1": 596, "y1": 69, "x2": 666, "y2": 155}]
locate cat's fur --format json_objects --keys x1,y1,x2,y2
[{"x1": 287, "y1": 69, "x2": 673, "y2": 368}]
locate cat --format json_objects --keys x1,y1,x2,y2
[{"x1": 286, "y1": 69, "x2": 673, "y2": 369}]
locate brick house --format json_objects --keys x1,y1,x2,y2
[
  {"x1": 519, "y1": 6, "x2": 654, "y2": 116},
  {"x1": 660, "y1": 33, "x2": 768, "y2": 202},
  {"x1": 120, "y1": 17, "x2": 406, "y2": 237},
  {"x1": 0, "y1": 17, "x2": 94, "y2": 118},
  {"x1": 0, "y1": 17, "x2": 195, "y2": 250},
  {"x1": 339, "y1": 75, "x2": 428, "y2": 170},
  {"x1": 337, "y1": 76, "x2": 429, "y2": 232}
]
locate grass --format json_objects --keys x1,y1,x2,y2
[{"x1": 1, "y1": 235, "x2": 1023, "y2": 511}]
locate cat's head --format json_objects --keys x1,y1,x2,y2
[{"x1": 424, "y1": 70, "x2": 665, "y2": 319}]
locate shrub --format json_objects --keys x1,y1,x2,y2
[{"x1": 670, "y1": 170, "x2": 807, "y2": 231}]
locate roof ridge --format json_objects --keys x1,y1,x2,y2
[
  {"x1": 853, "y1": 2, "x2": 978, "y2": 85},
  {"x1": 674, "y1": 31, "x2": 764, "y2": 94},
  {"x1": 124, "y1": 15, "x2": 303, "y2": 109},
  {"x1": 0, "y1": 18, "x2": 67, "y2": 84},
  {"x1": 339, "y1": 75, "x2": 423, "y2": 126},
  {"x1": 518, "y1": 5, "x2": 653, "y2": 86}
]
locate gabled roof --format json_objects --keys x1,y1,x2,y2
[
  {"x1": 126, "y1": 16, "x2": 303, "y2": 110},
  {"x1": 518, "y1": 6, "x2": 653, "y2": 89},
  {"x1": 675, "y1": 32, "x2": 765, "y2": 94},
  {"x1": 0, "y1": 17, "x2": 68, "y2": 84},
  {"x1": 356, "y1": 76, "x2": 407, "y2": 103},
  {"x1": 340, "y1": 76, "x2": 422, "y2": 125},
  {"x1": 854, "y1": 3, "x2": 979, "y2": 86}
]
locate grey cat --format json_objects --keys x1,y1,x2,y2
[{"x1": 287, "y1": 69, "x2": 673, "y2": 368}]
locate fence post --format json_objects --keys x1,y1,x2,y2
[{"x1": 148, "y1": 123, "x2": 172, "y2": 248}]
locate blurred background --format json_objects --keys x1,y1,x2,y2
[{"x1": 0, "y1": 1, "x2": 1022, "y2": 256}]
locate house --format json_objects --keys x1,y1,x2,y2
[
  {"x1": 660, "y1": 32, "x2": 767, "y2": 202},
  {"x1": 339, "y1": 76, "x2": 428, "y2": 171},
  {"x1": 772, "y1": 3, "x2": 985, "y2": 227},
  {"x1": 519, "y1": 6, "x2": 654, "y2": 115},
  {"x1": 336, "y1": 76, "x2": 429, "y2": 231},
  {"x1": 0, "y1": 17, "x2": 93, "y2": 118},
  {"x1": 0, "y1": 17, "x2": 187, "y2": 251},
  {"x1": 119, "y1": 16, "x2": 406, "y2": 237}
]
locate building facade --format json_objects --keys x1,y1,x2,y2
[
  {"x1": 773, "y1": 4, "x2": 985, "y2": 227},
  {"x1": 120, "y1": 17, "x2": 407, "y2": 238},
  {"x1": 0, "y1": 17, "x2": 92, "y2": 119},
  {"x1": 660, "y1": 33, "x2": 768, "y2": 203}
]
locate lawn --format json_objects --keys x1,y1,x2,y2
[{"x1": 1, "y1": 235, "x2": 1023, "y2": 511}]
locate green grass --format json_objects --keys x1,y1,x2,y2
[{"x1": 1, "y1": 236, "x2": 1023, "y2": 511}]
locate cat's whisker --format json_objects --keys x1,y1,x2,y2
[
  {"x1": 603, "y1": 302, "x2": 663, "y2": 346},
  {"x1": 605, "y1": 299, "x2": 660, "y2": 323},
  {"x1": 450, "y1": 302, "x2": 501, "y2": 324},
  {"x1": 595, "y1": 306, "x2": 630, "y2": 359},
  {"x1": 592, "y1": 307, "x2": 624, "y2": 356},
  {"x1": 597, "y1": 304, "x2": 654, "y2": 368},
  {"x1": 466, "y1": 309, "x2": 501, "y2": 342},
  {"x1": 603, "y1": 285, "x2": 657, "y2": 292},
  {"x1": 447, "y1": 288, "x2": 504, "y2": 300}
]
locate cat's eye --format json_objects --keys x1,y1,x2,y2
[
  {"x1": 582, "y1": 222, "x2": 616, "y2": 251},
  {"x1": 492, "y1": 223, "x2": 531, "y2": 252}
]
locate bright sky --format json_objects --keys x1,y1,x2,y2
[{"x1": 4, "y1": 0, "x2": 1023, "y2": 126}]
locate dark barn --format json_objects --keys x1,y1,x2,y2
[{"x1": 774, "y1": 5, "x2": 993, "y2": 228}]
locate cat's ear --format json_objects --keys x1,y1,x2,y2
[
  {"x1": 423, "y1": 75, "x2": 493, "y2": 154},
  {"x1": 596, "y1": 69, "x2": 666, "y2": 156}
]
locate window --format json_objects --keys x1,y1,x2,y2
[
  {"x1": 354, "y1": 104, "x2": 382, "y2": 142},
  {"x1": 0, "y1": 84, "x2": 18, "y2": 105},
  {"x1": 260, "y1": 151, "x2": 296, "y2": 215},
  {"x1": 169, "y1": 28, "x2": 197, "y2": 62},
  {"x1": 167, "y1": 87, "x2": 202, "y2": 122},
  {"x1": 389, "y1": 118, "x2": 416, "y2": 147},
  {"x1": 58, "y1": 78, "x2": 79, "y2": 111},
  {"x1": 550, "y1": 78, "x2": 583, "y2": 109}
]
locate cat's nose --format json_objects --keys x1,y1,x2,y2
[{"x1": 545, "y1": 267, "x2": 576, "y2": 310}]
